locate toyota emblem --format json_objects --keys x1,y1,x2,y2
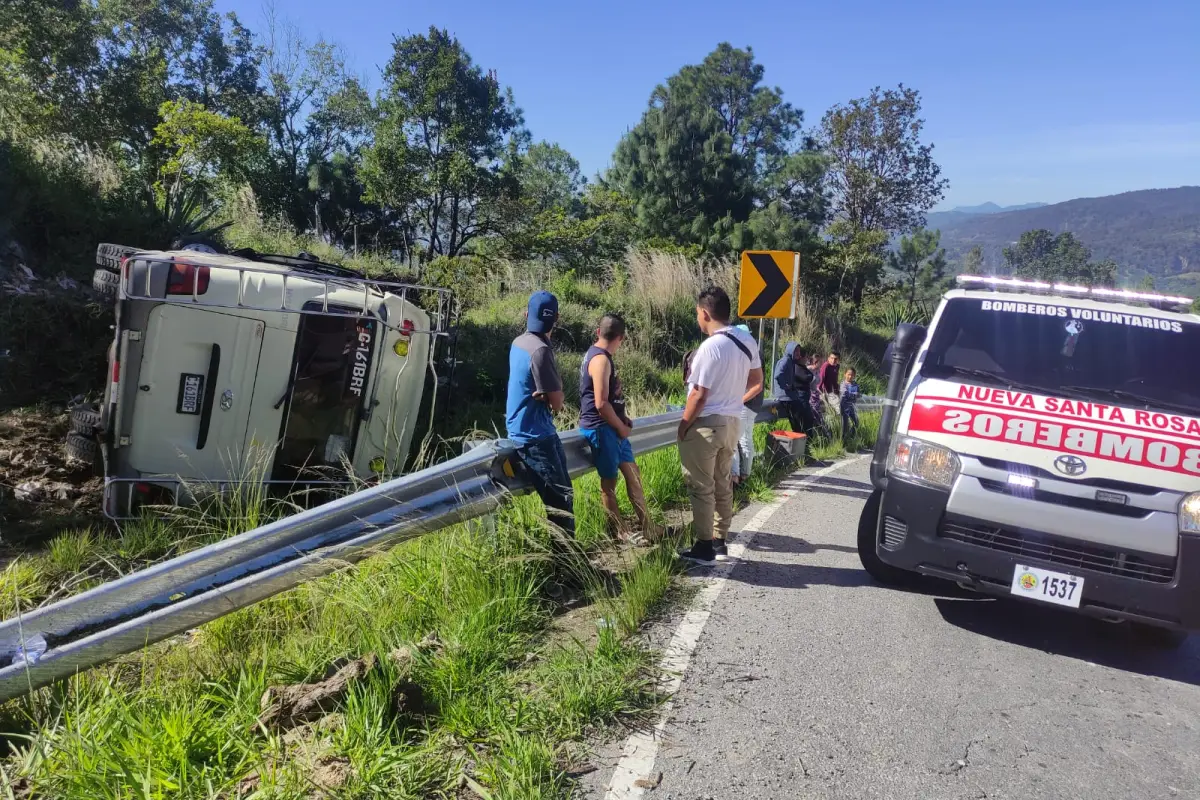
[{"x1": 1054, "y1": 454, "x2": 1087, "y2": 477}]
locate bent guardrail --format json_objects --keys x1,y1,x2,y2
[{"x1": 0, "y1": 401, "x2": 791, "y2": 702}]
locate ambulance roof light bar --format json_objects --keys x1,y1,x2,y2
[{"x1": 955, "y1": 274, "x2": 1192, "y2": 307}]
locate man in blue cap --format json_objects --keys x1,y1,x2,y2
[{"x1": 507, "y1": 291, "x2": 575, "y2": 542}]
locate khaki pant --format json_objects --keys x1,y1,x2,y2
[{"x1": 679, "y1": 414, "x2": 740, "y2": 542}]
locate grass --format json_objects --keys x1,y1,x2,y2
[
  {"x1": 1, "y1": 221, "x2": 889, "y2": 796},
  {"x1": 0, "y1": 405, "x2": 861, "y2": 797},
  {"x1": 0, "y1": 442, "x2": 693, "y2": 798}
]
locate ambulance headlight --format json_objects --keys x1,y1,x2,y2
[
  {"x1": 1179, "y1": 493, "x2": 1200, "y2": 534},
  {"x1": 888, "y1": 435, "x2": 960, "y2": 490}
]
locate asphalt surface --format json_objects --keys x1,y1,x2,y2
[{"x1": 593, "y1": 457, "x2": 1200, "y2": 800}]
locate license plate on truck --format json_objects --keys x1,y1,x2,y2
[{"x1": 1010, "y1": 564, "x2": 1084, "y2": 608}]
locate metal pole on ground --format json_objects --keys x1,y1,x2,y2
[
  {"x1": 758, "y1": 319, "x2": 767, "y2": 391},
  {"x1": 771, "y1": 318, "x2": 779, "y2": 388}
]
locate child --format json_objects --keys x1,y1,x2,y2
[{"x1": 840, "y1": 368, "x2": 860, "y2": 440}]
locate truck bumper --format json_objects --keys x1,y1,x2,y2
[{"x1": 876, "y1": 477, "x2": 1200, "y2": 631}]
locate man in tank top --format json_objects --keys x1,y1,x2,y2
[{"x1": 579, "y1": 313, "x2": 655, "y2": 542}]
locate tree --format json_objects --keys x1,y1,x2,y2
[
  {"x1": 1138, "y1": 274, "x2": 1156, "y2": 291},
  {"x1": 1002, "y1": 230, "x2": 1117, "y2": 286},
  {"x1": 362, "y1": 27, "x2": 524, "y2": 261},
  {"x1": 609, "y1": 43, "x2": 825, "y2": 255},
  {"x1": 890, "y1": 228, "x2": 947, "y2": 304},
  {"x1": 962, "y1": 245, "x2": 984, "y2": 275},
  {"x1": 258, "y1": 12, "x2": 373, "y2": 230},
  {"x1": 149, "y1": 99, "x2": 265, "y2": 238},
  {"x1": 519, "y1": 142, "x2": 584, "y2": 214},
  {"x1": 819, "y1": 85, "x2": 947, "y2": 301},
  {"x1": 0, "y1": 0, "x2": 102, "y2": 141}
]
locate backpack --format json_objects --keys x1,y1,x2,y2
[{"x1": 718, "y1": 331, "x2": 764, "y2": 412}]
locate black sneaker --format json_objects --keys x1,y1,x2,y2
[
  {"x1": 713, "y1": 539, "x2": 729, "y2": 562},
  {"x1": 679, "y1": 540, "x2": 715, "y2": 564}
]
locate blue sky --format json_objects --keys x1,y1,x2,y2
[{"x1": 218, "y1": 0, "x2": 1200, "y2": 209}]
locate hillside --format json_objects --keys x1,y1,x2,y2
[
  {"x1": 926, "y1": 201, "x2": 1047, "y2": 228},
  {"x1": 934, "y1": 187, "x2": 1200, "y2": 288}
]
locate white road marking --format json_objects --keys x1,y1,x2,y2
[{"x1": 603, "y1": 456, "x2": 867, "y2": 798}]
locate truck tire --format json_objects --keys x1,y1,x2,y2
[
  {"x1": 857, "y1": 488, "x2": 911, "y2": 586},
  {"x1": 70, "y1": 403, "x2": 102, "y2": 434},
  {"x1": 65, "y1": 431, "x2": 99, "y2": 465},
  {"x1": 95, "y1": 242, "x2": 137, "y2": 271},
  {"x1": 1131, "y1": 623, "x2": 1189, "y2": 649},
  {"x1": 92, "y1": 267, "x2": 120, "y2": 298}
]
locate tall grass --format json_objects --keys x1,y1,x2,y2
[{"x1": 0, "y1": 444, "x2": 690, "y2": 798}]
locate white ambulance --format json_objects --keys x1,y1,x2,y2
[
  {"x1": 77, "y1": 244, "x2": 455, "y2": 518},
  {"x1": 860, "y1": 275, "x2": 1200, "y2": 646}
]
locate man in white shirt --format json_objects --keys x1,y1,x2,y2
[{"x1": 677, "y1": 286, "x2": 764, "y2": 563}]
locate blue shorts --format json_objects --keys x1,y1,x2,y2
[{"x1": 580, "y1": 424, "x2": 634, "y2": 480}]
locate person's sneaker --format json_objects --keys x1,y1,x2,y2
[
  {"x1": 713, "y1": 539, "x2": 729, "y2": 562},
  {"x1": 679, "y1": 540, "x2": 715, "y2": 564}
]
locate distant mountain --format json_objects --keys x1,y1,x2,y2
[
  {"x1": 926, "y1": 201, "x2": 1048, "y2": 229},
  {"x1": 932, "y1": 187, "x2": 1200, "y2": 293}
]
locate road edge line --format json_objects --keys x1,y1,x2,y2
[{"x1": 603, "y1": 456, "x2": 867, "y2": 798}]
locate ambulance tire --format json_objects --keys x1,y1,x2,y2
[
  {"x1": 857, "y1": 489, "x2": 910, "y2": 586},
  {"x1": 1131, "y1": 623, "x2": 1188, "y2": 650}
]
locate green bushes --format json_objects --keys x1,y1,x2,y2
[
  {"x1": 0, "y1": 140, "x2": 160, "y2": 280},
  {"x1": 0, "y1": 291, "x2": 110, "y2": 410}
]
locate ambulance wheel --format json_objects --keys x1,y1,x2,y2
[
  {"x1": 857, "y1": 489, "x2": 910, "y2": 586},
  {"x1": 1131, "y1": 623, "x2": 1188, "y2": 649}
]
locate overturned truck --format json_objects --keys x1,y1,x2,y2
[{"x1": 76, "y1": 243, "x2": 456, "y2": 518}]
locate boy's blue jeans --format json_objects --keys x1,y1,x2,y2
[{"x1": 841, "y1": 405, "x2": 859, "y2": 439}]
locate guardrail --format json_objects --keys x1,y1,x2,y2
[{"x1": 0, "y1": 400, "x2": 798, "y2": 702}]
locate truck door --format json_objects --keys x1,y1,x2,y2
[{"x1": 128, "y1": 304, "x2": 265, "y2": 478}]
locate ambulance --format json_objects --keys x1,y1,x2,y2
[{"x1": 860, "y1": 275, "x2": 1200, "y2": 646}]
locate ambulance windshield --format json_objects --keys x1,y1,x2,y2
[{"x1": 921, "y1": 298, "x2": 1200, "y2": 414}]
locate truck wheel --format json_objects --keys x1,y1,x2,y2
[
  {"x1": 857, "y1": 489, "x2": 910, "y2": 586},
  {"x1": 1131, "y1": 623, "x2": 1189, "y2": 649},
  {"x1": 92, "y1": 267, "x2": 120, "y2": 298},
  {"x1": 65, "y1": 431, "x2": 99, "y2": 465},
  {"x1": 95, "y1": 242, "x2": 137, "y2": 271},
  {"x1": 70, "y1": 403, "x2": 102, "y2": 434}
]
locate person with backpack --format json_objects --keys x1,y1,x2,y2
[
  {"x1": 730, "y1": 324, "x2": 764, "y2": 485},
  {"x1": 677, "y1": 287, "x2": 763, "y2": 564}
]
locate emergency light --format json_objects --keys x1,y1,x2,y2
[{"x1": 955, "y1": 275, "x2": 1192, "y2": 307}]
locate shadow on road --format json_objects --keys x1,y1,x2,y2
[
  {"x1": 745, "y1": 530, "x2": 858, "y2": 556},
  {"x1": 775, "y1": 475, "x2": 874, "y2": 501},
  {"x1": 722, "y1": 555, "x2": 974, "y2": 599},
  {"x1": 934, "y1": 595, "x2": 1200, "y2": 685}
]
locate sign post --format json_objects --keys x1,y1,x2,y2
[{"x1": 738, "y1": 251, "x2": 800, "y2": 393}]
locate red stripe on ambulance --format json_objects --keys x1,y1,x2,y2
[{"x1": 909, "y1": 403, "x2": 1200, "y2": 477}]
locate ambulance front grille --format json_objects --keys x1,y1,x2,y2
[
  {"x1": 880, "y1": 516, "x2": 908, "y2": 550},
  {"x1": 940, "y1": 518, "x2": 1176, "y2": 584}
]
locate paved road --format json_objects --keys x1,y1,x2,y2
[{"x1": 595, "y1": 457, "x2": 1200, "y2": 800}]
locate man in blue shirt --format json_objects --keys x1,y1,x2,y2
[{"x1": 506, "y1": 291, "x2": 575, "y2": 539}]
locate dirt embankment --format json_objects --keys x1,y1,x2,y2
[{"x1": 0, "y1": 399, "x2": 104, "y2": 546}]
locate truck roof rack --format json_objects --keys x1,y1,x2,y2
[{"x1": 227, "y1": 248, "x2": 365, "y2": 280}]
